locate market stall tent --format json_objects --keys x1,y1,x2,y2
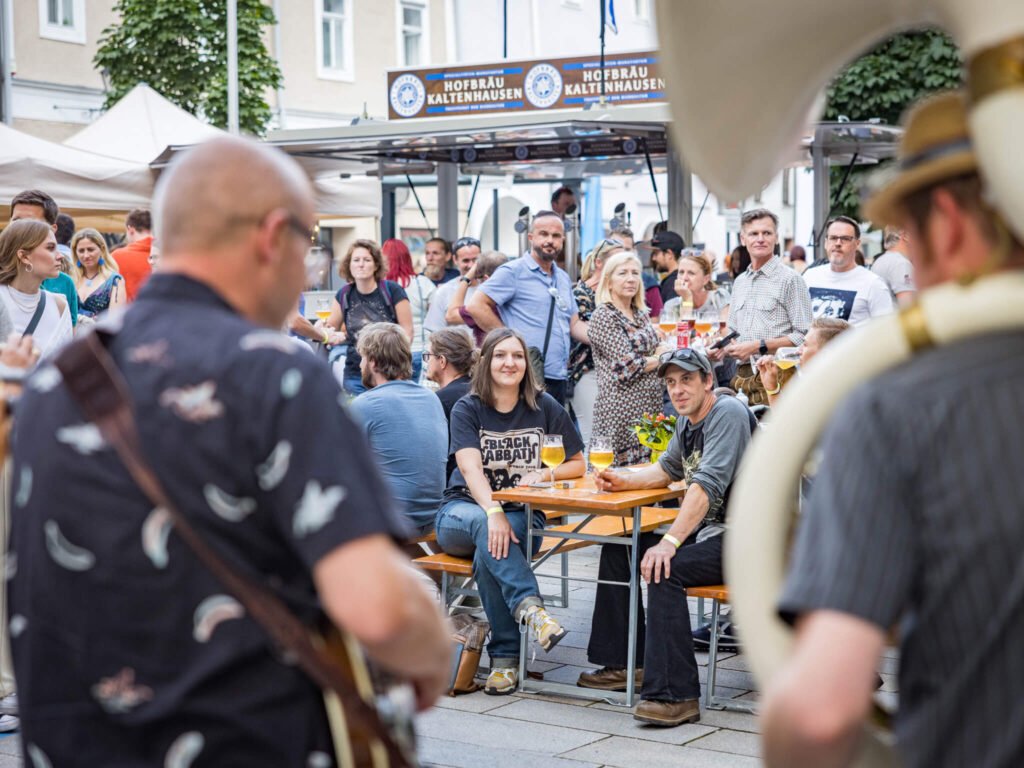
[{"x1": 68, "y1": 84, "x2": 381, "y2": 219}]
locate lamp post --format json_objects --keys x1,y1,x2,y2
[{"x1": 227, "y1": 0, "x2": 239, "y2": 134}]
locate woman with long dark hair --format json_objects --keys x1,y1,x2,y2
[
  {"x1": 383, "y1": 238, "x2": 435, "y2": 381},
  {"x1": 435, "y1": 328, "x2": 585, "y2": 695}
]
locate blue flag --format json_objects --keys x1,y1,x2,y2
[{"x1": 605, "y1": 0, "x2": 618, "y2": 34}]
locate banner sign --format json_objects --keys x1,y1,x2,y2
[{"x1": 387, "y1": 50, "x2": 663, "y2": 120}]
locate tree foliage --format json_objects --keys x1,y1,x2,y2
[
  {"x1": 823, "y1": 30, "x2": 962, "y2": 223},
  {"x1": 94, "y1": 0, "x2": 283, "y2": 136}
]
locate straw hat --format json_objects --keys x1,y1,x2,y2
[{"x1": 863, "y1": 91, "x2": 978, "y2": 226}]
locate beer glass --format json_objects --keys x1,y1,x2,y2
[
  {"x1": 589, "y1": 435, "x2": 615, "y2": 494},
  {"x1": 540, "y1": 434, "x2": 565, "y2": 491},
  {"x1": 314, "y1": 296, "x2": 331, "y2": 323},
  {"x1": 774, "y1": 347, "x2": 801, "y2": 370},
  {"x1": 658, "y1": 303, "x2": 679, "y2": 343}
]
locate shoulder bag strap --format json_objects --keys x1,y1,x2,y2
[
  {"x1": 53, "y1": 331, "x2": 408, "y2": 767},
  {"x1": 23, "y1": 291, "x2": 47, "y2": 338},
  {"x1": 541, "y1": 292, "x2": 556, "y2": 361}
]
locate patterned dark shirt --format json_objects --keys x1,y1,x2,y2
[
  {"x1": 567, "y1": 282, "x2": 597, "y2": 384},
  {"x1": 9, "y1": 274, "x2": 409, "y2": 767},
  {"x1": 779, "y1": 330, "x2": 1024, "y2": 768}
]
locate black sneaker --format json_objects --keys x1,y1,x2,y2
[{"x1": 692, "y1": 621, "x2": 740, "y2": 652}]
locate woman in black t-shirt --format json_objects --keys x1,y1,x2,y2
[
  {"x1": 319, "y1": 239, "x2": 413, "y2": 395},
  {"x1": 436, "y1": 328, "x2": 585, "y2": 695}
]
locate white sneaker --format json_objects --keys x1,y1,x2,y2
[
  {"x1": 484, "y1": 667, "x2": 518, "y2": 696},
  {"x1": 0, "y1": 715, "x2": 18, "y2": 733},
  {"x1": 0, "y1": 693, "x2": 17, "y2": 716},
  {"x1": 520, "y1": 605, "x2": 567, "y2": 652}
]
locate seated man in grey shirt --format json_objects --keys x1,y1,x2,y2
[{"x1": 577, "y1": 348, "x2": 756, "y2": 726}]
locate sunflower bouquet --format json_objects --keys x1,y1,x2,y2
[{"x1": 631, "y1": 412, "x2": 677, "y2": 463}]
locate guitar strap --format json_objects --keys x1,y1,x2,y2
[{"x1": 54, "y1": 328, "x2": 411, "y2": 768}]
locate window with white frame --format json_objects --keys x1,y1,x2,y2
[
  {"x1": 38, "y1": 0, "x2": 85, "y2": 44},
  {"x1": 317, "y1": 0, "x2": 354, "y2": 80},
  {"x1": 398, "y1": 0, "x2": 429, "y2": 67},
  {"x1": 634, "y1": 0, "x2": 651, "y2": 22}
]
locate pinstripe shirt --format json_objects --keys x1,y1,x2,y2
[
  {"x1": 778, "y1": 329, "x2": 1024, "y2": 768},
  {"x1": 727, "y1": 256, "x2": 812, "y2": 346}
]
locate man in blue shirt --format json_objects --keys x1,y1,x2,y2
[
  {"x1": 466, "y1": 211, "x2": 589, "y2": 405},
  {"x1": 350, "y1": 322, "x2": 448, "y2": 534}
]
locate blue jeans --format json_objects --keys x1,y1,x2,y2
[
  {"x1": 411, "y1": 351, "x2": 423, "y2": 384},
  {"x1": 435, "y1": 500, "x2": 544, "y2": 665},
  {"x1": 343, "y1": 376, "x2": 366, "y2": 396}
]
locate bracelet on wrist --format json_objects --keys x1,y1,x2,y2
[
  {"x1": 321, "y1": 330, "x2": 330, "y2": 345},
  {"x1": 765, "y1": 382, "x2": 782, "y2": 395},
  {"x1": 662, "y1": 533, "x2": 682, "y2": 549},
  {"x1": 485, "y1": 505, "x2": 503, "y2": 517}
]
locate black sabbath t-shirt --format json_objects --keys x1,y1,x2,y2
[{"x1": 445, "y1": 392, "x2": 584, "y2": 512}]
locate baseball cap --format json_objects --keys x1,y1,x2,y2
[
  {"x1": 656, "y1": 347, "x2": 712, "y2": 377},
  {"x1": 638, "y1": 230, "x2": 685, "y2": 254}
]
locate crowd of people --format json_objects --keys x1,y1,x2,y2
[
  {"x1": 5, "y1": 85, "x2": 1015, "y2": 768},
  {"x1": 0, "y1": 161, "x2": 911, "y2": 739}
]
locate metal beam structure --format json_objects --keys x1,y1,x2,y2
[
  {"x1": 667, "y1": 139, "x2": 693, "y2": 245},
  {"x1": 436, "y1": 162, "x2": 459, "y2": 243}
]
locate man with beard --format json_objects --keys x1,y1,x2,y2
[
  {"x1": 466, "y1": 211, "x2": 589, "y2": 405},
  {"x1": 423, "y1": 237, "x2": 481, "y2": 334},
  {"x1": 422, "y1": 237, "x2": 459, "y2": 286},
  {"x1": 802, "y1": 216, "x2": 893, "y2": 325},
  {"x1": 350, "y1": 322, "x2": 448, "y2": 536}
]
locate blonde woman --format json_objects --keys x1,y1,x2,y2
[
  {"x1": 0, "y1": 219, "x2": 72, "y2": 357},
  {"x1": 588, "y1": 252, "x2": 668, "y2": 466},
  {"x1": 71, "y1": 228, "x2": 125, "y2": 318}
]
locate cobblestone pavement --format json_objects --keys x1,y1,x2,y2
[{"x1": 0, "y1": 545, "x2": 898, "y2": 766}]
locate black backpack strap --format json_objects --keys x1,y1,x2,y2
[{"x1": 23, "y1": 291, "x2": 47, "y2": 338}]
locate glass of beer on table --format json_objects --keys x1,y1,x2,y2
[
  {"x1": 541, "y1": 434, "x2": 565, "y2": 491},
  {"x1": 314, "y1": 296, "x2": 331, "y2": 323},
  {"x1": 589, "y1": 435, "x2": 615, "y2": 493},
  {"x1": 658, "y1": 304, "x2": 679, "y2": 347}
]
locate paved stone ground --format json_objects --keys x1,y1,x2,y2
[
  {"x1": 0, "y1": 544, "x2": 898, "y2": 766},
  {"x1": 416, "y1": 544, "x2": 900, "y2": 768}
]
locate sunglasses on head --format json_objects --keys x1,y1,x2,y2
[
  {"x1": 658, "y1": 347, "x2": 709, "y2": 369},
  {"x1": 453, "y1": 237, "x2": 481, "y2": 253}
]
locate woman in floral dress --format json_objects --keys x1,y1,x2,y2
[{"x1": 589, "y1": 252, "x2": 668, "y2": 466}]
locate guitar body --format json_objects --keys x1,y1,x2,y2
[{"x1": 319, "y1": 627, "x2": 419, "y2": 768}]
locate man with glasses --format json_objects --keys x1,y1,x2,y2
[
  {"x1": 803, "y1": 216, "x2": 893, "y2": 325},
  {"x1": 466, "y1": 211, "x2": 588, "y2": 405},
  {"x1": 423, "y1": 236, "x2": 481, "y2": 334},
  {"x1": 8, "y1": 136, "x2": 451, "y2": 765},
  {"x1": 578, "y1": 348, "x2": 756, "y2": 726}
]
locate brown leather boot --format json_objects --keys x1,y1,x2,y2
[
  {"x1": 576, "y1": 667, "x2": 644, "y2": 691},
  {"x1": 633, "y1": 698, "x2": 701, "y2": 727}
]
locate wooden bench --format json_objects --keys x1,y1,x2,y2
[
  {"x1": 414, "y1": 507, "x2": 678, "y2": 607},
  {"x1": 688, "y1": 585, "x2": 755, "y2": 714}
]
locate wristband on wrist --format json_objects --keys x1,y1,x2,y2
[
  {"x1": 485, "y1": 505, "x2": 503, "y2": 517},
  {"x1": 662, "y1": 533, "x2": 682, "y2": 549},
  {"x1": 321, "y1": 330, "x2": 330, "y2": 344},
  {"x1": 765, "y1": 381, "x2": 782, "y2": 395}
]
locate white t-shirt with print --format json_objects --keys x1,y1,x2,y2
[
  {"x1": 803, "y1": 264, "x2": 894, "y2": 325},
  {"x1": 871, "y1": 250, "x2": 916, "y2": 301}
]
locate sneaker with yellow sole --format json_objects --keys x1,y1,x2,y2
[
  {"x1": 520, "y1": 605, "x2": 567, "y2": 652},
  {"x1": 484, "y1": 667, "x2": 518, "y2": 696}
]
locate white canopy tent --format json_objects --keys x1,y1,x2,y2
[
  {"x1": 0, "y1": 122, "x2": 153, "y2": 229},
  {"x1": 67, "y1": 84, "x2": 381, "y2": 219}
]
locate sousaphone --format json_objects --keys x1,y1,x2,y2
[{"x1": 654, "y1": 1, "x2": 1024, "y2": 764}]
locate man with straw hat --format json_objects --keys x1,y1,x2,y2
[{"x1": 761, "y1": 91, "x2": 1024, "y2": 767}]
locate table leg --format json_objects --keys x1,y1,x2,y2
[
  {"x1": 625, "y1": 505, "x2": 641, "y2": 707},
  {"x1": 518, "y1": 503, "x2": 534, "y2": 692}
]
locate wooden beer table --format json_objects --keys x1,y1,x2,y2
[{"x1": 492, "y1": 476, "x2": 685, "y2": 706}]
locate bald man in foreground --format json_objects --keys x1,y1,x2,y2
[{"x1": 7, "y1": 137, "x2": 450, "y2": 766}]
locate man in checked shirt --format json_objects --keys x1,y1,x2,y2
[{"x1": 707, "y1": 208, "x2": 812, "y2": 404}]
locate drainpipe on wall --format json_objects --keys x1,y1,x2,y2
[
  {"x1": 0, "y1": 0, "x2": 13, "y2": 125},
  {"x1": 272, "y1": 0, "x2": 286, "y2": 129}
]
